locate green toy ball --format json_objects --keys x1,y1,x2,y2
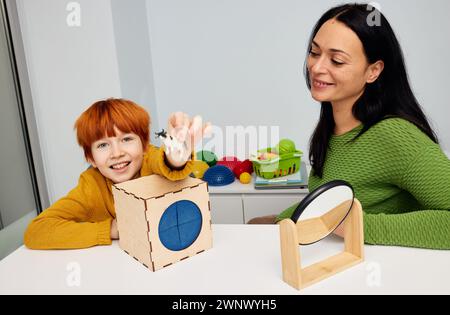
[
  {"x1": 275, "y1": 139, "x2": 296, "y2": 155},
  {"x1": 196, "y1": 150, "x2": 218, "y2": 167}
]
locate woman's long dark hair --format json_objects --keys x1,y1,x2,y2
[{"x1": 306, "y1": 3, "x2": 438, "y2": 178}]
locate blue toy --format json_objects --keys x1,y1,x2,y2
[
  {"x1": 202, "y1": 165, "x2": 235, "y2": 186},
  {"x1": 158, "y1": 200, "x2": 203, "y2": 251}
]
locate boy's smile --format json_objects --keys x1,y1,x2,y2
[
  {"x1": 89, "y1": 126, "x2": 145, "y2": 183},
  {"x1": 110, "y1": 161, "x2": 131, "y2": 172}
]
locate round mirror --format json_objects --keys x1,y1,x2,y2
[{"x1": 290, "y1": 180, "x2": 354, "y2": 245}]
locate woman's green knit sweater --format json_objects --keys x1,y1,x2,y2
[{"x1": 277, "y1": 118, "x2": 450, "y2": 249}]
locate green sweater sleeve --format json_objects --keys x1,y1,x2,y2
[
  {"x1": 276, "y1": 202, "x2": 299, "y2": 222},
  {"x1": 364, "y1": 144, "x2": 450, "y2": 249}
]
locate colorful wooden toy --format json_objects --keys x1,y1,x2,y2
[{"x1": 112, "y1": 175, "x2": 213, "y2": 271}]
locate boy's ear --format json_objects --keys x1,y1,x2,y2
[{"x1": 87, "y1": 158, "x2": 97, "y2": 168}]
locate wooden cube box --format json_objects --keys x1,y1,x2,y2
[{"x1": 112, "y1": 175, "x2": 212, "y2": 271}]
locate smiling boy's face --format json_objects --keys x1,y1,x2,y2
[{"x1": 88, "y1": 126, "x2": 145, "y2": 183}]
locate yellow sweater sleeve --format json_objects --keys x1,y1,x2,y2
[
  {"x1": 24, "y1": 170, "x2": 113, "y2": 250},
  {"x1": 142, "y1": 145, "x2": 194, "y2": 181}
]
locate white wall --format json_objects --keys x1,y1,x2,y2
[
  {"x1": 146, "y1": 0, "x2": 450, "y2": 160},
  {"x1": 381, "y1": 0, "x2": 450, "y2": 148},
  {"x1": 146, "y1": 0, "x2": 319, "y2": 159},
  {"x1": 17, "y1": 0, "x2": 450, "y2": 203},
  {"x1": 110, "y1": 0, "x2": 160, "y2": 136},
  {"x1": 17, "y1": 0, "x2": 122, "y2": 203}
]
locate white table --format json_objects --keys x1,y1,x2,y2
[{"x1": 1, "y1": 225, "x2": 449, "y2": 295}]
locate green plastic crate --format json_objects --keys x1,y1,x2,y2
[{"x1": 250, "y1": 148, "x2": 303, "y2": 179}]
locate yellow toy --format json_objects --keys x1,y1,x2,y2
[
  {"x1": 239, "y1": 172, "x2": 252, "y2": 184},
  {"x1": 191, "y1": 160, "x2": 209, "y2": 179}
]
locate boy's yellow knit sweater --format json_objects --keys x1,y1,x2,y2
[{"x1": 24, "y1": 145, "x2": 193, "y2": 250}]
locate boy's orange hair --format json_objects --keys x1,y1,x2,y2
[{"x1": 74, "y1": 98, "x2": 151, "y2": 161}]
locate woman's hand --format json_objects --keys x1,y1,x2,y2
[
  {"x1": 164, "y1": 112, "x2": 212, "y2": 168},
  {"x1": 110, "y1": 219, "x2": 119, "y2": 240}
]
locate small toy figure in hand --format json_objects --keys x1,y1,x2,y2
[
  {"x1": 156, "y1": 129, "x2": 190, "y2": 167},
  {"x1": 158, "y1": 112, "x2": 212, "y2": 169},
  {"x1": 155, "y1": 129, "x2": 187, "y2": 163}
]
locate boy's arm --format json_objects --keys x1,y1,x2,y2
[
  {"x1": 145, "y1": 145, "x2": 194, "y2": 181},
  {"x1": 24, "y1": 174, "x2": 112, "y2": 250}
]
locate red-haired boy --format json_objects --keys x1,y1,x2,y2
[{"x1": 24, "y1": 98, "x2": 210, "y2": 249}]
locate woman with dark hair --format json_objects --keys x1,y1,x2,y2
[{"x1": 251, "y1": 3, "x2": 450, "y2": 249}]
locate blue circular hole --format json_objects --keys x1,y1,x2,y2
[{"x1": 158, "y1": 200, "x2": 202, "y2": 251}]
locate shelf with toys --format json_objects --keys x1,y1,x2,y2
[{"x1": 191, "y1": 140, "x2": 310, "y2": 224}]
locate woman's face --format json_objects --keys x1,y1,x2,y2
[
  {"x1": 307, "y1": 19, "x2": 382, "y2": 105},
  {"x1": 89, "y1": 126, "x2": 145, "y2": 183}
]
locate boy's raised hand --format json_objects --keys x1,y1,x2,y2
[{"x1": 165, "y1": 112, "x2": 212, "y2": 168}]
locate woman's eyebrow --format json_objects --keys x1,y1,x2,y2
[{"x1": 312, "y1": 40, "x2": 351, "y2": 58}]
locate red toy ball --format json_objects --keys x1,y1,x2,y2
[
  {"x1": 216, "y1": 156, "x2": 241, "y2": 172},
  {"x1": 233, "y1": 159, "x2": 254, "y2": 179}
]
